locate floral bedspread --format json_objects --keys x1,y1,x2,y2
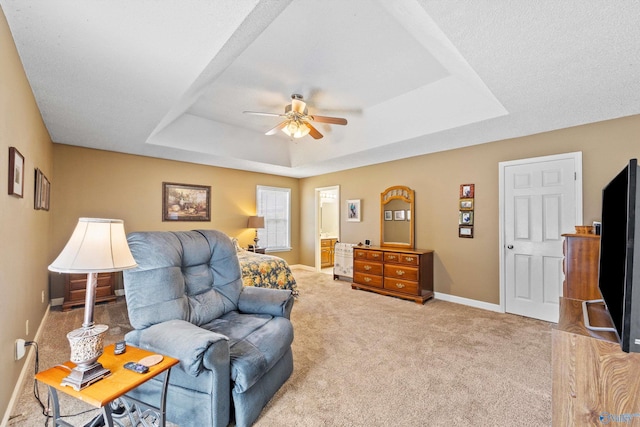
[{"x1": 237, "y1": 250, "x2": 298, "y2": 296}]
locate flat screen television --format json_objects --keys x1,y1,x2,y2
[{"x1": 595, "y1": 158, "x2": 640, "y2": 353}]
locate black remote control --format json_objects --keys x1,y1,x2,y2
[{"x1": 123, "y1": 361, "x2": 149, "y2": 374}]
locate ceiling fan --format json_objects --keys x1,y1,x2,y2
[{"x1": 243, "y1": 94, "x2": 347, "y2": 139}]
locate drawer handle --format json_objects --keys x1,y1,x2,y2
[
  {"x1": 388, "y1": 255, "x2": 397, "y2": 260},
  {"x1": 395, "y1": 283, "x2": 405, "y2": 289},
  {"x1": 364, "y1": 277, "x2": 372, "y2": 283},
  {"x1": 396, "y1": 269, "x2": 405, "y2": 276},
  {"x1": 405, "y1": 257, "x2": 414, "y2": 262},
  {"x1": 364, "y1": 265, "x2": 372, "y2": 271},
  {"x1": 372, "y1": 254, "x2": 380, "y2": 258}
]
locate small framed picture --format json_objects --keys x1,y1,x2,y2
[
  {"x1": 459, "y1": 211, "x2": 474, "y2": 225},
  {"x1": 459, "y1": 226, "x2": 474, "y2": 238},
  {"x1": 8, "y1": 147, "x2": 25, "y2": 198},
  {"x1": 460, "y1": 184, "x2": 474, "y2": 198},
  {"x1": 459, "y1": 198, "x2": 474, "y2": 211},
  {"x1": 394, "y1": 210, "x2": 405, "y2": 221},
  {"x1": 384, "y1": 210, "x2": 392, "y2": 221},
  {"x1": 346, "y1": 199, "x2": 361, "y2": 222},
  {"x1": 163, "y1": 182, "x2": 211, "y2": 221}
]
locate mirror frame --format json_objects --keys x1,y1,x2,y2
[{"x1": 380, "y1": 185, "x2": 415, "y2": 248}]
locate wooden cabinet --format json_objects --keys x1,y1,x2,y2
[
  {"x1": 351, "y1": 246, "x2": 434, "y2": 304},
  {"x1": 562, "y1": 233, "x2": 601, "y2": 300},
  {"x1": 553, "y1": 297, "x2": 640, "y2": 425},
  {"x1": 62, "y1": 272, "x2": 117, "y2": 311},
  {"x1": 321, "y1": 238, "x2": 337, "y2": 268}
]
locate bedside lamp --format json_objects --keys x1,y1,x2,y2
[
  {"x1": 247, "y1": 215, "x2": 265, "y2": 249},
  {"x1": 48, "y1": 218, "x2": 137, "y2": 390}
]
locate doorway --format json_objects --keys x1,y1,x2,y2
[
  {"x1": 315, "y1": 185, "x2": 340, "y2": 273},
  {"x1": 499, "y1": 152, "x2": 583, "y2": 322}
]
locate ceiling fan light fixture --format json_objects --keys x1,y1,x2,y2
[{"x1": 282, "y1": 120, "x2": 310, "y2": 138}]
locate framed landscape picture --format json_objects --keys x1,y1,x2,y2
[{"x1": 162, "y1": 182, "x2": 211, "y2": 221}]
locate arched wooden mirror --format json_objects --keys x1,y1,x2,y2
[{"x1": 380, "y1": 185, "x2": 414, "y2": 248}]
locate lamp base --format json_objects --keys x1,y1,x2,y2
[
  {"x1": 63, "y1": 323, "x2": 110, "y2": 391},
  {"x1": 61, "y1": 362, "x2": 111, "y2": 391}
]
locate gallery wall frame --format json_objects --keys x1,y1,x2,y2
[
  {"x1": 34, "y1": 168, "x2": 50, "y2": 210},
  {"x1": 459, "y1": 226, "x2": 474, "y2": 238},
  {"x1": 162, "y1": 182, "x2": 211, "y2": 221},
  {"x1": 8, "y1": 147, "x2": 24, "y2": 198},
  {"x1": 346, "y1": 199, "x2": 361, "y2": 222}
]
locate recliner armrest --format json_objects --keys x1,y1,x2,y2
[
  {"x1": 125, "y1": 319, "x2": 229, "y2": 376},
  {"x1": 238, "y1": 287, "x2": 294, "y2": 319}
]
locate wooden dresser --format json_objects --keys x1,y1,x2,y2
[
  {"x1": 62, "y1": 272, "x2": 117, "y2": 311},
  {"x1": 562, "y1": 233, "x2": 601, "y2": 300},
  {"x1": 351, "y1": 246, "x2": 434, "y2": 304},
  {"x1": 553, "y1": 297, "x2": 640, "y2": 425}
]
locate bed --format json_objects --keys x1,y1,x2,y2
[{"x1": 237, "y1": 249, "x2": 298, "y2": 296}]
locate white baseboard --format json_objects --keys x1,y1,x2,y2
[
  {"x1": 2, "y1": 305, "x2": 51, "y2": 427},
  {"x1": 290, "y1": 264, "x2": 315, "y2": 272},
  {"x1": 434, "y1": 292, "x2": 503, "y2": 313}
]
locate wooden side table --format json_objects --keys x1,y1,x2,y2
[
  {"x1": 35, "y1": 344, "x2": 178, "y2": 427},
  {"x1": 247, "y1": 247, "x2": 266, "y2": 254}
]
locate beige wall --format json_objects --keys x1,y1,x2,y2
[
  {"x1": 300, "y1": 115, "x2": 640, "y2": 304},
  {"x1": 50, "y1": 144, "x2": 300, "y2": 298},
  {"x1": 0, "y1": 6, "x2": 53, "y2": 422}
]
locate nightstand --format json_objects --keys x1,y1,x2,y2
[
  {"x1": 247, "y1": 247, "x2": 266, "y2": 254},
  {"x1": 35, "y1": 344, "x2": 178, "y2": 426}
]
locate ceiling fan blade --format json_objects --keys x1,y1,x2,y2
[
  {"x1": 309, "y1": 115, "x2": 348, "y2": 125},
  {"x1": 291, "y1": 98, "x2": 307, "y2": 114},
  {"x1": 305, "y1": 122, "x2": 324, "y2": 139},
  {"x1": 265, "y1": 121, "x2": 288, "y2": 135},
  {"x1": 243, "y1": 111, "x2": 286, "y2": 117}
]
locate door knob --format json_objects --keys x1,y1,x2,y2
[{"x1": 507, "y1": 245, "x2": 514, "y2": 249}]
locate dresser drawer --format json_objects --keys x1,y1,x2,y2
[
  {"x1": 384, "y1": 264, "x2": 418, "y2": 282},
  {"x1": 384, "y1": 277, "x2": 419, "y2": 295},
  {"x1": 354, "y1": 260, "x2": 383, "y2": 276},
  {"x1": 354, "y1": 272, "x2": 383, "y2": 288},
  {"x1": 68, "y1": 273, "x2": 112, "y2": 291}
]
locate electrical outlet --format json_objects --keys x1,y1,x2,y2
[
  {"x1": 25, "y1": 319, "x2": 29, "y2": 336},
  {"x1": 41, "y1": 290, "x2": 45, "y2": 303},
  {"x1": 15, "y1": 339, "x2": 26, "y2": 360}
]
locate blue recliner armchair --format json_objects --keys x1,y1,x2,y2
[{"x1": 122, "y1": 230, "x2": 294, "y2": 427}]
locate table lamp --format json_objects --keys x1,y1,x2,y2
[
  {"x1": 247, "y1": 215, "x2": 265, "y2": 248},
  {"x1": 48, "y1": 218, "x2": 137, "y2": 390}
]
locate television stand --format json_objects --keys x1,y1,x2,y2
[{"x1": 553, "y1": 297, "x2": 640, "y2": 425}]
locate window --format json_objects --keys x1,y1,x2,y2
[{"x1": 256, "y1": 185, "x2": 291, "y2": 251}]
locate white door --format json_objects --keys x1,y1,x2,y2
[{"x1": 500, "y1": 153, "x2": 582, "y2": 322}]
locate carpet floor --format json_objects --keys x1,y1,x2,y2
[{"x1": 8, "y1": 268, "x2": 552, "y2": 426}]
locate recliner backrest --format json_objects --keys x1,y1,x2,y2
[{"x1": 124, "y1": 230, "x2": 243, "y2": 330}]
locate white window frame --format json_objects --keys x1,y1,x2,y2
[{"x1": 256, "y1": 185, "x2": 291, "y2": 252}]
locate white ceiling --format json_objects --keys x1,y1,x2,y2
[{"x1": 3, "y1": 1, "x2": 640, "y2": 178}]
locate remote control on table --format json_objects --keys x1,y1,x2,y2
[{"x1": 123, "y1": 361, "x2": 149, "y2": 374}]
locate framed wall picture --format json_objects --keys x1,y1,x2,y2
[
  {"x1": 34, "y1": 169, "x2": 43, "y2": 209},
  {"x1": 459, "y1": 226, "x2": 474, "y2": 238},
  {"x1": 384, "y1": 210, "x2": 392, "y2": 221},
  {"x1": 162, "y1": 182, "x2": 211, "y2": 221},
  {"x1": 460, "y1": 184, "x2": 474, "y2": 198},
  {"x1": 394, "y1": 210, "x2": 405, "y2": 221},
  {"x1": 346, "y1": 199, "x2": 361, "y2": 222},
  {"x1": 8, "y1": 147, "x2": 25, "y2": 197},
  {"x1": 459, "y1": 211, "x2": 474, "y2": 225},
  {"x1": 459, "y1": 198, "x2": 474, "y2": 211}
]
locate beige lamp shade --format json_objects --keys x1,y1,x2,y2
[
  {"x1": 48, "y1": 218, "x2": 137, "y2": 273},
  {"x1": 247, "y1": 216, "x2": 265, "y2": 229}
]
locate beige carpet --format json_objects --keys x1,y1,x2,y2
[{"x1": 9, "y1": 268, "x2": 552, "y2": 426}]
